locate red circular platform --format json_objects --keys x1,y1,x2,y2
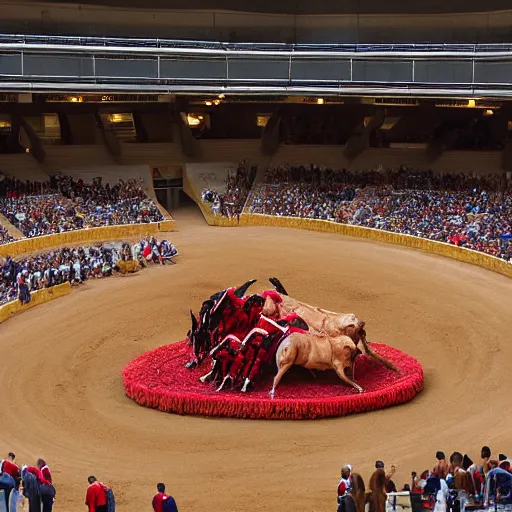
[{"x1": 122, "y1": 340, "x2": 423, "y2": 420}]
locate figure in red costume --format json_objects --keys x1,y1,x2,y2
[
  {"x1": 207, "y1": 335, "x2": 241, "y2": 387},
  {"x1": 1, "y1": 452, "x2": 20, "y2": 482},
  {"x1": 37, "y1": 458, "x2": 52, "y2": 483},
  {"x1": 201, "y1": 295, "x2": 266, "y2": 386},
  {"x1": 23, "y1": 465, "x2": 50, "y2": 485},
  {"x1": 211, "y1": 287, "x2": 251, "y2": 345},
  {"x1": 186, "y1": 279, "x2": 257, "y2": 368},
  {"x1": 217, "y1": 311, "x2": 306, "y2": 391},
  {"x1": 213, "y1": 290, "x2": 266, "y2": 342},
  {"x1": 241, "y1": 321, "x2": 308, "y2": 392}
]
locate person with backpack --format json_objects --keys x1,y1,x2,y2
[
  {"x1": 85, "y1": 476, "x2": 114, "y2": 512},
  {"x1": 152, "y1": 483, "x2": 178, "y2": 512}
]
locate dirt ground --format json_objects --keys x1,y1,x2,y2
[{"x1": 1, "y1": 206, "x2": 512, "y2": 512}]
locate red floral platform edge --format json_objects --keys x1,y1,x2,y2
[{"x1": 122, "y1": 340, "x2": 424, "y2": 420}]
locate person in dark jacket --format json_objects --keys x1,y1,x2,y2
[
  {"x1": 0, "y1": 470, "x2": 15, "y2": 510},
  {"x1": 36, "y1": 460, "x2": 55, "y2": 512},
  {"x1": 21, "y1": 467, "x2": 41, "y2": 512}
]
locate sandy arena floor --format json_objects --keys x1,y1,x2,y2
[{"x1": 1, "y1": 207, "x2": 512, "y2": 512}]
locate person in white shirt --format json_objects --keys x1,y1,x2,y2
[{"x1": 338, "y1": 464, "x2": 353, "y2": 497}]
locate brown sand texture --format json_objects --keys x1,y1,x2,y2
[{"x1": 1, "y1": 207, "x2": 511, "y2": 512}]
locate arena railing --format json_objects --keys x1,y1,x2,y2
[
  {"x1": 0, "y1": 282, "x2": 71, "y2": 324},
  {"x1": 187, "y1": 200, "x2": 512, "y2": 279},
  {"x1": 3, "y1": 34, "x2": 512, "y2": 54},
  {"x1": 2, "y1": 34, "x2": 512, "y2": 96},
  {"x1": 0, "y1": 220, "x2": 177, "y2": 258}
]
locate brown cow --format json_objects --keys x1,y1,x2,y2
[
  {"x1": 263, "y1": 293, "x2": 398, "y2": 375},
  {"x1": 270, "y1": 332, "x2": 361, "y2": 398}
]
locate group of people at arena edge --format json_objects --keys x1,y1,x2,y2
[
  {"x1": 0, "y1": 237, "x2": 178, "y2": 306},
  {"x1": 336, "y1": 445, "x2": 512, "y2": 512},
  {"x1": 0, "y1": 452, "x2": 56, "y2": 512},
  {"x1": 0, "y1": 452, "x2": 179, "y2": 512}
]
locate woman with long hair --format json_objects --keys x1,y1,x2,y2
[
  {"x1": 338, "y1": 473, "x2": 366, "y2": 512},
  {"x1": 366, "y1": 469, "x2": 387, "y2": 512}
]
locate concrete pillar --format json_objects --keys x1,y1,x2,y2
[{"x1": 173, "y1": 188, "x2": 180, "y2": 209}]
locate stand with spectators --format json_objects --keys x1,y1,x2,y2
[
  {"x1": 0, "y1": 237, "x2": 178, "y2": 306},
  {"x1": 248, "y1": 165, "x2": 512, "y2": 263},
  {"x1": 202, "y1": 160, "x2": 257, "y2": 219},
  {"x1": 0, "y1": 175, "x2": 164, "y2": 241}
]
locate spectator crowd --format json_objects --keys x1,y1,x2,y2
[
  {"x1": 0, "y1": 175, "x2": 164, "y2": 242},
  {"x1": 0, "y1": 452, "x2": 55, "y2": 512},
  {"x1": 248, "y1": 165, "x2": 512, "y2": 262},
  {"x1": 1, "y1": 452, "x2": 179, "y2": 512},
  {"x1": 0, "y1": 237, "x2": 178, "y2": 306},
  {"x1": 202, "y1": 160, "x2": 256, "y2": 218},
  {"x1": 337, "y1": 445, "x2": 511, "y2": 512}
]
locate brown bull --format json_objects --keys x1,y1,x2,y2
[
  {"x1": 263, "y1": 294, "x2": 397, "y2": 374},
  {"x1": 270, "y1": 332, "x2": 361, "y2": 398}
]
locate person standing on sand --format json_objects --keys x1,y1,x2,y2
[
  {"x1": 152, "y1": 483, "x2": 178, "y2": 512},
  {"x1": 1, "y1": 453, "x2": 20, "y2": 483},
  {"x1": 85, "y1": 476, "x2": 107, "y2": 512},
  {"x1": 36, "y1": 459, "x2": 55, "y2": 512},
  {"x1": 337, "y1": 464, "x2": 353, "y2": 497}
]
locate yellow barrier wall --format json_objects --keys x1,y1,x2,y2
[
  {"x1": 0, "y1": 221, "x2": 177, "y2": 258},
  {"x1": 0, "y1": 282, "x2": 72, "y2": 324},
  {"x1": 239, "y1": 214, "x2": 512, "y2": 279}
]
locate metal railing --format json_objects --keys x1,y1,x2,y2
[
  {"x1": 1, "y1": 33, "x2": 512, "y2": 96},
  {"x1": 2, "y1": 33, "x2": 512, "y2": 58}
]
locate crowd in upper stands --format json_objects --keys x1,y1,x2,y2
[
  {"x1": 337, "y1": 445, "x2": 511, "y2": 512},
  {"x1": 0, "y1": 237, "x2": 178, "y2": 306},
  {"x1": 0, "y1": 175, "x2": 164, "y2": 241},
  {"x1": 202, "y1": 160, "x2": 256, "y2": 218},
  {"x1": 247, "y1": 165, "x2": 512, "y2": 262}
]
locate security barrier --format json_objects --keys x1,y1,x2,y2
[
  {"x1": 0, "y1": 282, "x2": 72, "y2": 324},
  {"x1": 238, "y1": 214, "x2": 512, "y2": 279},
  {"x1": 0, "y1": 221, "x2": 177, "y2": 258}
]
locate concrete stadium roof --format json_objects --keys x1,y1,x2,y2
[{"x1": 34, "y1": 0, "x2": 512, "y2": 14}]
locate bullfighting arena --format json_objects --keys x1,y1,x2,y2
[{"x1": 1, "y1": 207, "x2": 512, "y2": 512}]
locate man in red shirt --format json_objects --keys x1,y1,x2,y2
[
  {"x1": 22, "y1": 465, "x2": 50, "y2": 485},
  {"x1": 152, "y1": 482, "x2": 178, "y2": 512},
  {"x1": 1, "y1": 452, "x2": 20, "y2": 482},
  {"x1": 37, "y1": 458, "x2": 52, "y2": 484},
  {"x1": 85, "y1": 476, "x2": 107, "y2": 512}
]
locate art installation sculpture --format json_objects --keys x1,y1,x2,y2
[
  {"x1": 122, "y1": 277, "x2": 423, "y2": 419},
  {"x1": 186, "y1": 277, "x2": 398, "y2": 398}
]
